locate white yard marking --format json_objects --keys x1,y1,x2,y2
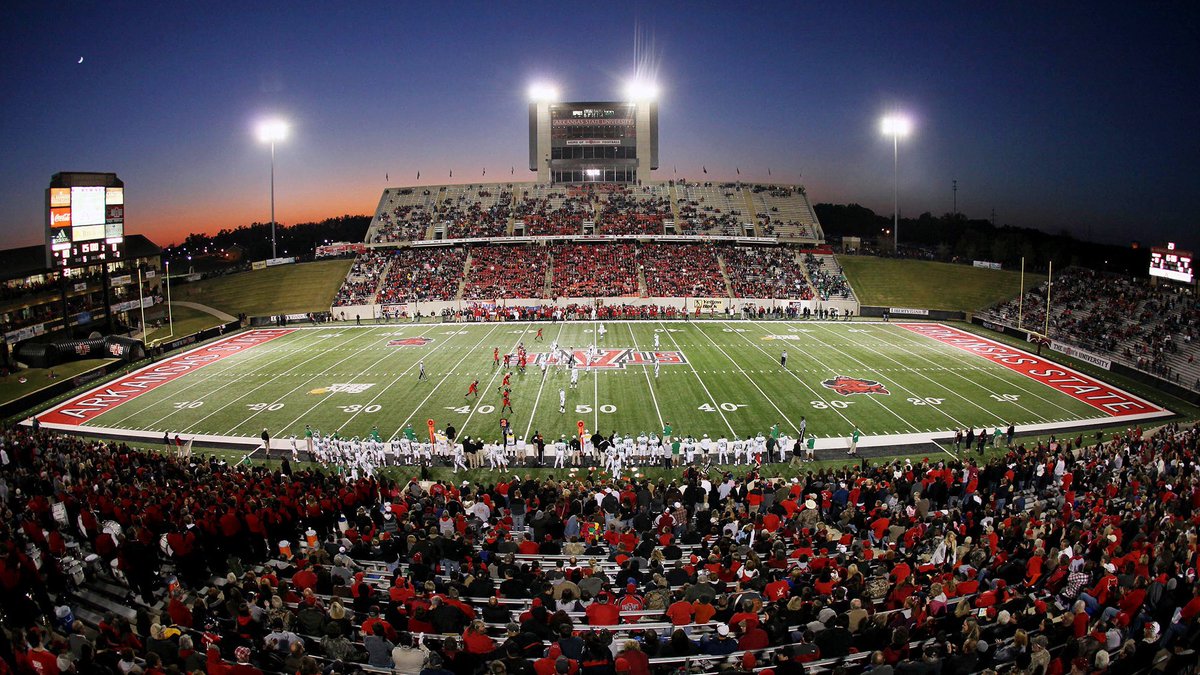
[
  {"x1": 690, "y1": 323, "x2": 798, "y2": 435},
  {"x1": 225, "y1": 326, "x2": 444, "y2": 434},
  {"x1": 720, "y1": 322, "x2": 859, "y2": 428},
  {"x1": 524, "y1": 322, "x2": 568, "y2": 439},
  {"x1": 455, "y1": 323, "x2": 533, "y2": 438},
  {"x1": 626, "y1": 323, "x2": 664, "y2": 431},
  {"x1": 397, "y1": 323, "x2": 505, "y2": 435},
  {"x1": 798, "y1": 323, "x2": 960, "y2": 431},
  {"x1": 658, "y1": 321, "x2": 735, "y2": 435},
  {"x1": 882, "y1": 324, "x2": 1082, "y2": 419}
]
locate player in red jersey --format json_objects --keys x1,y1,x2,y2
[
  {"x1": 465, "y1": 379, "x2": 479, "y2": 399},
  {"x1": 501, "y1": 391, "x2": 513, "y2": 413},
  {"x1": 493, "y1": 347, "x2": 500, "y2": 367},
  {"x1": 503, "y1": 353, "x2": 511, "y2": 368},
  {"x1": 501, "y1": 372, "x2": 512, "y2": 389},
  {"x1": 535, "y1": 327, "x2": 543, "y2": 341}
]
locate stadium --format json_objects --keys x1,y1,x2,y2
[{"x1": 3, "y1": 12, "x2": 1200, "y2": 675}]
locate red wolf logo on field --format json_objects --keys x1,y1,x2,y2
[
  {"x1": 388, "y1": 337, "x2": 433, "y2": 346},
  {"x1": 821, "y1": 375, "x2": 890, "y2": 396}
]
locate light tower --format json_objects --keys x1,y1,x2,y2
[
  {"x1": 880, "y1": 115, "x2": 912, "y2": 252},
  {"x1": 256, "y1": 118, "x2": 289, "y2": 259}
]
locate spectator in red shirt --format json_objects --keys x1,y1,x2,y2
[{"x1": 586, "y1": 593, "x2": 621, "y2": 626}]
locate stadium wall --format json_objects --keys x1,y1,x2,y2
[{"x1": 859, "y1": 306, "x2": 966, "y2": 321}]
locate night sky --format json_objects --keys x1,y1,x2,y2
[{"x1": 2, "y1": 2, "x2": 1198, "y2": 250}]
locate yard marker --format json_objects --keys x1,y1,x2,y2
[
  {"x1": 658, "y1": 321, "x2": 735, "y2": 435},
  {"x1": 625, "y1": 323, "x2": 664, "y2": 432}
]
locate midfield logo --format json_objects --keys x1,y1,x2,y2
[
  {"x1": 821, "y1": 375, "x2": 890, "y2": 396},
  {"x1": 388, "y1": 337, "x2": 433, "y2": 346},
  {"x1": 532, "y1": 348, "x2": 687, "y2": 370}
]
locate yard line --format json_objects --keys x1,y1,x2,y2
[
  {"x1": 796, "y1": 323, "x2": 967, "y2": 430},
  {"x1": 137, "y1": 330, "x2": 374, "y2": 432},
  {"x1": 689, "y1": 323, "x2": 798, "y2": 434},
  {"x1": 103, "y1": 331, "x2": 310, "y2": 428},
  {"x1": 719, "y1": 322, "x2": 859, "y2": 428},
  {"x1": 658, "y1": 320, "x2": 735, "y2": 435},
  {"x1": 851, "y1": 324, "x2": 1054, "y2": 423},
  {"x1": 524, "y1": 322, "x2": 568, "y2": 439},
  {"x1": 333, "y1": 324, "x2": 477, "y2": 432},
  {"x1": 812, "y1": 323, "x2": 1033, "y2": 427},
  {"x1": 882, "y1": 324, "x2": 1082, "y2": 418},
  {"x1": 396, "y1": 323, "x2": 505, "y2": 435},
  {"x1": 625, "y1": 323, "x2": 664, "y2": 431},
  {"x1": 591, "y1": 320, "x2": 599, "y2": 430},
  {"x1": 221, "y1": 326, "x2": 440, "y2": 435},
  {"x1": 454, "y1": 323, "x2": 532, "y2": 438}
]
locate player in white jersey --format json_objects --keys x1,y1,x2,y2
[
  {"x1": 636, "y1": 433, "x2": 649, "y2": 464},
  {"x1": 683, "y1": 437, "x2": 696, "y2": 464},
  {"x1": 699, "y1": 434, "x2": 712, "y2": 462},
  {"x1": 290, "y1": 435, "x2": 299, "y2": 462},
  {"x1": 570, "y1": 367, "x2": 579, "y2": 388},
  {"x1": 716, "y1": 436, "x2": 730, "y2": 464},
  {"x1": 514, "y1": 436, "x2": 527, "y2": 465},
  {"x1": 559, "y1": 388, "x2": 567, "y2": 414},
  {"x1": 597, "y1": 323, "x2": 607, "y2": 340},
  {"x1": 653, "y1": 332, "x2": 660, "y2": 349},
  {"x1": 653, "y1": 356, "x2": 660, "y2": 379},
  {"x1": 732, "y1": 436, "x2": 745, "y2": 465},
  {"x1": 553, "y1": 436, "x2": 567, "y2": 468},
  {"x1": 777, "y1": 435, "x2": 790, "y2": 463},
  {"x1": 451, "y1": 442, "x2": 468, "y2": 473},
  {"x1": 649, "y1": 434, "x2": 662, "y2": 463}
]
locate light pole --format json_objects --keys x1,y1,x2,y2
[
  {"x1": 880, "y1": 115, "x2": 912, "y2": 252},
  {"x1": 256, "y1": 119, "x2": 289, "y2": 259}
]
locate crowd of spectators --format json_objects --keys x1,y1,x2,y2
[
  {"x1": 461, "y1": 246, "x2": 548, "y2": 301},
  {"x1": 4, "y1": 415, "x2": 1200, "y2": 675},
  {"x1": 373, "y1": 205, "x2": 434, "y2": 245},
  {"x1": 443, "y1": 191, "x2": 512, "y2": 240},
  {"x1": 723, "y1": 248, "x2": 814, "y2": 300},
  {"x1": 513, "y1": 195, "x2": 590, "y2": 237},
  {"x1": 981, "y1": 268, "x2": 1200, "y2": 389},
  {"x1": 376, "y1": 248, "x2": 468, "y2": 304},
  {"x1": 549, "y1": 244, "x2": 639, "y2": 298},
  {"x1": 803, "y1": 255, "x2": 855, "y2": 301},
  {"x1": 639, "y1": 244, "x2": 727, "y2": 298},
  {"x1": 332, "y1": 252, "x2": 391, "y2": 307},
  {"x1": 597, "y1": 189, "x2": 670, "y2": 236}
]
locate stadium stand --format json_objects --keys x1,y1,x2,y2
[
  {"x1": 331, "y1": 251, "x2": 390, "y2": 307},
  {"x1": 804, "y1": 252, "x2": 857, "y2": 301},
  {"x1": 640, "y1": 243, "x2": 727, "y2": 298},
  {"x1": 3, "y1": 421, "x2": 1199, "y2": 675},
  {"x1": 513, "y1": 187, "x2": 590, "y2": 237},
  {"x1": 375, "y1": 247, "x2": 467, "y2": 303},
  {"x1": 461, "y1": 245, "x2": 549, "y2": 300},
  {"x1": 675, "y1": 183, "x2": 748, "y2": 237},
  {"x1": 723, "y1": 246, "x2": 814, "y2": 300},
  {"x1": 596, "y1": 185, "x2": 671, "y2": 235},
  {"x1": 549, "y1": 242, "x2": 640, "y2": 298},
  {"x1": 369, "y1": 189, "x2": 437, "y2": 244},
  {"x1": 749, "y1": 185, "x2": 823, "y2": 241},
  {"x1": 980, "y1": 267, "x2": 1200, "y2": 391},
  {"x1": 442, "y1": 187, "x2": 512, "y2": 240}
]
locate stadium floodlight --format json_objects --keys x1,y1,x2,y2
[
  {"x1": 256, "y1": 118, "x2": 289, "y2": 259},
  {"x1": 528, "y1": 83, "x2": 559, "y2": 102},
  {"x1": 624, "y1": 79, "x2": 659, "y2": 102},
  {"x1": 880, "y1": 114, "x2": 912, "y2": 252}
]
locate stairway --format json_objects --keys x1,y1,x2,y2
[
  {"x1": 456, "y1": 250, "x2": 472, "y2": 301},
  {"x1": 716, "y1": 254, "x2": 734, "y2": 299},
  {"x1": 637, "y1": 265, "x2": 648, "y2": 297},
  {"x1": 742, "y1": 190, "x2": 760, "y2": 236},
  {"x1": 543, "y1": 249, "x2": 554, "y2": 297},
  {"x1": 372, "y1": 258, "x2": 395, "y2": 304}
]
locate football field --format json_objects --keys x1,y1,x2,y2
[{"x1": 36, "y1": 320, "x2": 1170, "y2": 453}]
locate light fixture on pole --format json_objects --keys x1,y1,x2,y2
[
  {"x1": 880, "y1": 115, "x2": 912, "y2": 252},
  {"x1": 256, "y1": 118, "x2": 289, "y2": 259}
]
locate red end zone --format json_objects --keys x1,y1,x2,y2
[
  {"x1": 38, "y1": 329, "x2": 295, "y2": 426},
  {"x1": 897, "y1": 323, "x2": 1166, "y2": 417}
]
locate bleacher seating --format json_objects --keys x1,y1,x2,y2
[
  {"x1": 5, "y1": 420, "x2": 1197, "y2": 675},
  {"x1": 805, "y1": 252, "x2": 856, "y2": 301},
  {"x1": 442, "y1": 187, "x2": 512, "y2": 239},
  {"x1": 375, "y1": 247, "x2": 466, "y2": 303},
  {"x1": 979, "y1": 267, "x2": 1200, "y2": 391},
  {"x1": 723, "y1": 246, "x2": 814, "y2": 299},
  {"x1": 369, "y1": 188, "x2": 437, "y2": 244},
  {"x1": 549, "y1": 242, "x2": 639, "y2": 297},
  {"x1": 640, "y1": 243, "x2": 727, "y2": 297},
  {"x1": 461, "y1": 245, "x2": 548, "y2": 299},
  {"x1": 749, "y1": 184, "x2": 823, "y2": 240},
  {"x1": 676, "y1": 182, "x2": 748, "y2": 236},
  {"x1": 331, "y1": 251, "x2": 390, "y2": 306}
]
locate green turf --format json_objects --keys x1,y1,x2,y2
[
  {"x1": 0, "y1": 359, "x2": 115, "y2": 406},
  {"x1": 142, "y1": 304, "x2": 225, "y2": 344},
  {"x1": 170, "y1": 259, "x2": 352, "y2": 317},
  {"x1": 57, "y1": 321, "x2": 1161, "y2": 448},
  {"x1": 838, "y1": 257, "x2": 1046, "y2": 312}
]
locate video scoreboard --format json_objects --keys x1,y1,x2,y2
[
  {"x1": 1149, "y1": 243, "x2": 1193, "y2": 284},
  {"x1": 46, "y1": 172, "x2": 124, "y2": 268}
]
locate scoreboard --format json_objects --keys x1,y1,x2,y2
[
  {"x1": 1149, "y1": 243, "x2": 1193, "y2": 284},
  {"x1": 46, "y1": 172, "x2": 124, "y2": 268}
]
